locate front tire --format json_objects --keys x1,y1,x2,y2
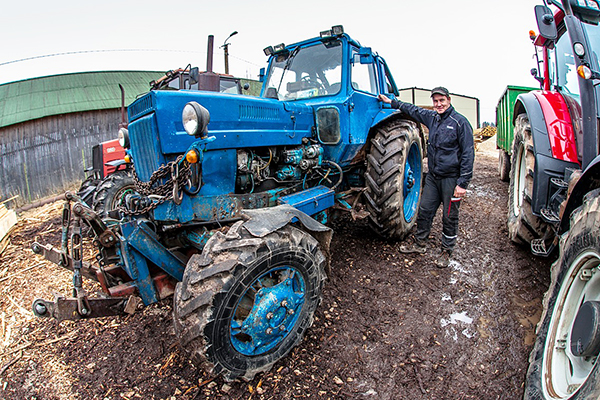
[
  {"x1": 173, "y1": 224, "x2": 326, "y2": 381},
  {"x1": 524, "y1": 189, "x2": 600, "y2": 399},
  {"x1": 364, "y1": 119, "x2": 423, "y2": 240},
  {"x1": 507, "y1": 114, "x2": 549, "y2": 245}
]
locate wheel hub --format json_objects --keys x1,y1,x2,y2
[
  {"x1": 405, "y1": 166, "x2": 415, "y2": 190},
  {"x1": 570, "y1": 300, "x2": 600, "y2": 357},
  {"x1": 231, "y1": 270, "x2": 305, "y2": 355}
]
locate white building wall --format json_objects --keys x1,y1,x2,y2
[{"x1": 398, "y1": 87, "x2": 479, "y2": 129}]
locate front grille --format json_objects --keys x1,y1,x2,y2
[
  {"x1": 129, "y1": 114, "x2": 160, "y2": 182},
  {"x1": 128, "y1": 93, "x2": 154, "y2": 121},
  {"x1": 239, "y1": 104, "x2": 279, "y2": 120}
]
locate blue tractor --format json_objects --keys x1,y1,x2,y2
[{"x1": 31, "y1": 26, "x2": 425, "y2": 380}]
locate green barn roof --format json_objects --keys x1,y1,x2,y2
[{"x1": 0, "y1": 71, "x2": 165, "y2": 128}]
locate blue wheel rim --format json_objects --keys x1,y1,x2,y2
[
  {"x1": 403, "y1": 141, "x2": 422, "y2": 223},
  {"x1": 230, "y1": 267, "x2": 306, "y2": 356}
]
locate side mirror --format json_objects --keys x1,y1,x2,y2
[
  {"x1": 535, "y1": 5, "x2": 557, "y2": 40},
  {"x1": 531, "y1": 68, "x2": 544, "y2": 86},
  {"x1": 189, "y1": 67, "x2": 199, "y2": 85}
]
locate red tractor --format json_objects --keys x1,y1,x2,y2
[
  {"x1": 77, "y1": 83, "x2": 134, "y2": 217},
  {"x1": 78, "y1": 137, "x2": 133, "y2": 216},
  {"x1": 502, "y1": 1, "x2": 600, "y2": 398}
]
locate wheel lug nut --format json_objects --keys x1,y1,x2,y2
[
  {"x1": 266, "y1": 312, "x2": 273, "y2": 320},
  {"x1": 288, "y1": 309, "x2": 295, "y2": 315},
  {"x1": 266, "y1": 328, "x2": 273, "y2": 334},
  {"x1": 279, "y1": 325, "x2": 286, "y2": 331},
  {"x1": 281, "y1": 300, "x2": 288, "y2": 307}
]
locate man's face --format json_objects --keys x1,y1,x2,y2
[{"x1": 432, "y1": 94, "x2": 451, "y2": 114}]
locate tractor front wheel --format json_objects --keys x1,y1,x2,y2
[
  {"x1": 173, "y1": 224, "x2": 326, "y2": 381},
  {"x1": 507, "y1": 113, "x2": 549, "y2": 245},
  {"x1": 524, "y1": 189, "x2": 600, "y2": 399},
  {"x1": 364, "y1": 119, "x2": 423, "y2": 240}
]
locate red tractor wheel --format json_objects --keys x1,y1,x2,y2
[{"x1": 507, "y1": 114, "x2": 549, "y2": 245}]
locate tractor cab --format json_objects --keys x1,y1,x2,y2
[
  {"x1": 533, "y1": 0, "x2": 600, "y2": 169},
  {"x1": 260, "y1": 26, "x2": 402, "y2": 165}
]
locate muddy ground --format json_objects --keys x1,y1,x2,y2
[{"x1": 0, "y1": 141, "x2": 551, "y2": 400}]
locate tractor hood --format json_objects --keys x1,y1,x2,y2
[{"x1": 127, "y1": 90, "x2": 314, "y2": 182}]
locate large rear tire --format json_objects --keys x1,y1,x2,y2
[
  {"x1": 507, "y1": 114, "x2": 549, "y2": 245},
  {"x1": 364, "y1": 119, "x2": 423, "y2": 240},
  {"x1": 92, "y1": 170, "x2": 135, "y2": 218},
  {"x1": 524, "y1": 189, "x2": 600, "y2": 399},
  {"x1": 173, "y1": 224, "x2": 326, "y2": 381},
  {"x1": 77, "y1": 175, "x2": 100, "y2": 207}
]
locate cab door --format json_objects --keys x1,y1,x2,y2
[{"x1": 343, "y1": 47, "x2": 381, "y2": 163}]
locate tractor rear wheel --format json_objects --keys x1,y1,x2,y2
[
  {"x1": 524, "y1": 189, "x2": 600, "y2": 399},
  {"x1": 173, "y1": 224, "x2": 326, "y2": 381},
  {"x1": 364, "y1": 119, "x2": 422, "y2": 240},
  {"x1": 507, "y1": 114, "x2": 549, "y2": 245},
  {"x1": 92, "y1": 170, "x2": 135, "y2": 218},
  {"x1": 498, "y1": 149, "x2": 511, "y2": 182}
]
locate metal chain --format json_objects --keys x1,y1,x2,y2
[{"x1": 119, "y1": 155, "x2": 191, "y2": 216}]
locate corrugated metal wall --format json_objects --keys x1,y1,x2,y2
[{"x1": 0, "y1": 109, "x2": 121, "y2": 206}]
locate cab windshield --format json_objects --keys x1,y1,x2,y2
[{"x1": 263, "y1": 41, "x2": 343, "y2": 101}]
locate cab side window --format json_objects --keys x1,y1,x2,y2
[
  {"x1": 351, "y1": 50, "x2": 378, "y2": 95},
  {"x1": 548, "y1": 32, "x2": 579, "y2": 97}
]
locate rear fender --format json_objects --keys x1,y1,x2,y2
[{"x1": 368, "y1": 111, "x2": 426, "y2": 158}]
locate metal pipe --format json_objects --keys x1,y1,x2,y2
[
  {"x1": 119, "y1": 84, "x2": 126, "y2": 127},
  {"x1": 207, "y1": 35, "x2": 214, "y2": 73}
]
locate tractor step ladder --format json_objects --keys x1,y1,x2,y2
[
  {"x1": 531, "y1": 238, "x2": 555, "y2": 257},
  {"x1": 540, "y1": 207, "x2": 560, "y2": 224}
]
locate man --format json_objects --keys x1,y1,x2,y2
[{"x1": 378, "y1": 87, "x2": 474, "y2": 268}]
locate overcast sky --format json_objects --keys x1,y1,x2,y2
[{"x1": 0, "y1": 0, "x2": 543, "y2": 123}]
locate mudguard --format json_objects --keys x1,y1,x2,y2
[
  {"x1": 243, "y1": 204, "x2": 332, "y2": 257},
  {"x1": 243, "y1": 204, "x2": 333, "y2": 275},
  {"x1": 370, "y1": 110, "x2": 426, "y2": 157},
  {"x1": 515, "y1": 92, "x2": 580, "y2": 214}
]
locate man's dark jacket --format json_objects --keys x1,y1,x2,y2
[{"x1": 391, "y1": 99, "x2": 474, "y2": 189}]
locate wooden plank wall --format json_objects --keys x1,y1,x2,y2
[{"x1": 0, "y1": 109, "x2": 122, "y2": 207}]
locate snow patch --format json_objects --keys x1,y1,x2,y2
[
  {"x1": 441, "y1": 311, "x2": 473, "y2": 327},
  {"x1": 451, "y1": 260, "x2": 467, "y2": 273}
]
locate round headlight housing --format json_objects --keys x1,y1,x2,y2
[
  {"x1": 182, "y1": 102, "x2": 210, "y2": 137},
  {"x1": 574, "y1": 42, "x2": 586, "y2": 58},
  {"x1": 118, "y1": 127, "x2": 130, "y2": 148}
]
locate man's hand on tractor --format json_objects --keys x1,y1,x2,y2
[{"x1": 378, "y1": 94, "x2": 392, "y2": 104}]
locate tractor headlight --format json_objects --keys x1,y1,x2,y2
[
  {"x1": 118, "y1": 127, "x2": 130, "y2": 148},
  {"x1": 574, "y1": 42, "x2": 586, "y2": 57},
  {"x1": 182, "y1": 102, "x2": 210, "y2": 138}
]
